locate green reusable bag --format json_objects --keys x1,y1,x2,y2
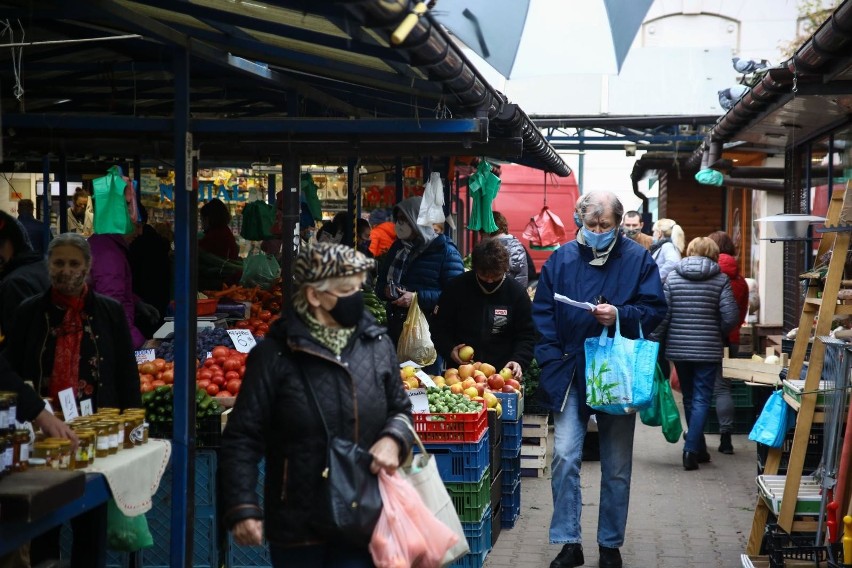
[
  {"x1": 106, "y1": 498, "x2": 153, "y2": 552},
  {"x1": 92, "y1": 165, "x2": 132, "y2": 235},
  {"x1": 640, "y1": 363, "x2": 683, "y2": 443},
  {"x1": 240, "y1": 200, "x2": 275, "y2": 241}
]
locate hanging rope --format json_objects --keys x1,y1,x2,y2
[{"x1": 1, "y1": 19, "x2": 25, "y2": 102}]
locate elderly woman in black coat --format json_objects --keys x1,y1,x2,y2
[
  {"x1": 220, "y1": 242, "x2": 414, "y2": 568},
  {"x1": 654, "y1": 237, "x2": 740, "y2": 471}
]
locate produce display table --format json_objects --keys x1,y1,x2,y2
[{"x1": 0, "y1": 439, "x2": 171, "y2": 564}]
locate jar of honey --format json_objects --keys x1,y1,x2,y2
[
  {"x1": 13, "y1": 429, "x2": 31, "y2": 471},
  {"x1": 45, "y1": 438, "x2": 72, "y2": 469},
  {"x1": 33, "y1": 442, "x2": 60, "y2": 469},
  {"x1": 91, "y1": 423, "x2": 110, "y2": 459}
]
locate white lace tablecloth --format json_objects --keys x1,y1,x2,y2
[{"x1": 83, "y1": 439, "x2": 171, "y2": 515}]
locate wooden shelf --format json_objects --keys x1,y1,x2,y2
[{"x1": 803, "y1": 297, "x2": 852, "y2": 314}]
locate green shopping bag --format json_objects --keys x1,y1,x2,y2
[
  {"x1": 106, "y1": 498, "x2": 153, "y2": 552},
  {"x1": 240, "y1": 200, "x2": 275, "y2": 241},
  {"x1": 92, "y1": 165, "x2": 133, "y2": 235},
  {"x1": 640, "y1": 363, "x2": 683, "y2": 443}
]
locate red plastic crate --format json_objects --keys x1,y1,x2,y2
[{"x1": 414, "y1": 407, "x2": 488, "y2": 443}]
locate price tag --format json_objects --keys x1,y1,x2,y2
[
  {"x1": 415, "y1": 370, "x2": 436, "y2": 388},
  {"x1": 43, "y1": 397, "x2": 54, "y2": 415},
  {"x1": 407, "y1": 388, "x2": 429, "y2": 413},
  {"x1": 398, "y1": 360, "x2": 421, "y2": 369},
  {"x1": 135, "y1": 349, "x2": 156, "y2": 364},
  {"x1": 57, "y1": 387, "x2": 79, "y2": 422},
  {"x1": 227, "y1": 329, "x2": 257, "y2": 353},
  {"x1": 206, "y1": 352, "x2": 213, "y2": 360},
  {"x1": 80, "y1": 399, "x2": 94, "y2": 416}
]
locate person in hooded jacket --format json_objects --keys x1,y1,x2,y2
[
  {"x1": 533, "y1": 191, "x2": 667, "y2": 568},
  {"x1": 653, "y1": 237, "x2": 740, "y2": 471},
  {"x1": 650, "y1": 218, "x2": 685, "y2": 282},
  {"x1": 219, "y1": 242, "x2": 414, "y2": 568},
  {"x1": 0, "y1": 210, "x2": 51, "y2": 343},
  {"x1": 707, "y1": 230, "x2": 749, "y2": 454},
  {"x1": 376, "y1": 196, "x2": 465, "y2": 354},
  {"x1": 488, "y1": 210, "x2": 529, "y2": 287}
]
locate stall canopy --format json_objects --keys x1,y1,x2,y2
[{"x1": 0, "y1": 0, "x2": 569, "y2": 176}]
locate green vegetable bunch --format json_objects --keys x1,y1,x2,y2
[
  {"x1": 363, "y1": 289, "x2": 387, "y2": 325},
  {"x1": 425, "y1": 386, "x2": 482, "y2": 415}
]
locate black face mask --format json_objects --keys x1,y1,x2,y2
[{"x1": 329, "y1": 290, "x2": 364, "y2": 328}]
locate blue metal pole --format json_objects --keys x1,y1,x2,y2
[
  {"x1": 133, "y1": 156, "x2": 141, "y2": 217},
  {"x1": 346, "y1": 156, "x2": 358, "y2": 247},
  {"x1": 41, "y1": 156, "x2": 50, "y2": 240},
  {"x1": 395, "y1": 157, "x2": 403, "y2": 204},
  {"x1": 267, "y1": 173, "x2": 276, "y2": 205},
  {"x1": 58, "y1": 154, "x2": 68, "y2": 235},
  {"x1": 171, "y1": 46, "x2": 197, "y2": 568}
]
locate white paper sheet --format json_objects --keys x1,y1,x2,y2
[{"x1": 554, "y1": 293, "x2": 596, "y2": 311}]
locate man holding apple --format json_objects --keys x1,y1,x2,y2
[
  {"x1": 432, "y1": 237, "x2": 536, "y2": 382},
  {"x1": 533, "y1": 191, "x2": 666, "y2": 568}
]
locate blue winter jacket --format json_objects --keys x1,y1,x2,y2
[
  {"x1": 377, "y1": 234, "x2": 465, "y2": 317},
  {"x1": 532, "y1": 235, "x2": 667, "y2": 412}
]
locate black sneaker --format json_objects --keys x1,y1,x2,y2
[
  {"x1": 599, "y1": 546, "x2": 623, "y2": 568},
  {"x1": 718, "y1": 433, "x2": 734, "y2": 454},
  {"x1": 683, "y1": 451, "x2": 699, "y2": 471},
  {"x1": 697, "y1": 449, "x2": 712, "y2": 463},
  {"x1": 550, "y1": 543, "x2": 585, "y2": 568}
]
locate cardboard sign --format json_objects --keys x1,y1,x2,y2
[
  {"x1": 407, "y1": 388, "x2": 429, "y2": 413},
  {"x1": 80, "y1": 399, "x2": 94, "y2": 417},
  {"x1": 227, "y1": 329, "x2": 257, "y2": 353},
  {"x1": 57, "y1": 387, "x2": 79, "y2": 422},
  {"x1": 135, "y1": 349, "x2": 156, "y2": 364},
  {"x1": 415, "y1": 370, "x2": 436, "y2": 388}
]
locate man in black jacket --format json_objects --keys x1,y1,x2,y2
[
  {"x1": 0, "y1": 210, "x2": 50, "y2": 343},
  {"x1": 432, "y1": 237, "x2": 536, "y2": 379}
]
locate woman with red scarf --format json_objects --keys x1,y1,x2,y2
[{"x1": 1, "y1": 232, "x2": 140, "y2": 566}]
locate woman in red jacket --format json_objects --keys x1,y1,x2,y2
[
  {"x1": 199, "y1": 198, "x2": 239, "y2": 260},
  {"x1": 707, "y1": 231, "x2": 749, "y2": 455}
]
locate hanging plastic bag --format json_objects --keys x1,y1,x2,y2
[
  {"x1": 466, "y1": 160, "x2": 500, "y2": 233},
  {"x1": 748, "y1": 389, "x2": 794, "y2": 448},
  {"x1": 640, "y1": 363, "x2": 683, "y2": 443},
  {"x1": 369, "y1": 469, "x2": 458, "y2": 568},
  {"x1": 417, "y1": 172, "x2": 446, "y2": 226},
  {"x1": 106, "y1": 499, "x2": 153, "y2": 552},
  {"x1": 92, "y1": 165, "x2": 133, "y2": 235},
  {"x1": 240, "y1": 249, "x2": 281, "y2": 290},
  {"x1": 523, "y1": 205, "x2": 566, "y2": 250},
  {"x1": 396, "y1": 293, "x2": 437, "y2": 366},
  {"x1": 584, "y1": 310, "x2": 659, "y2": 414},
  {"x1": 240, "y1": 199, "x2": 276, "y2": 241}
]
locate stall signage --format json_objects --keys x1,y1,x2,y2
[
  {"x1": 80, "y1": 399, "x2": 93, "y2": 416},
  {"x1": 227, "y1": 329, "x2": 257, "y2": 353},
  {"x1": 58, "y1": 387, "x2": 79, "y2": 422},
  {"x1": 159, "y1": 182, "x2": 248, "y2": 203},
  {"x1": 135, "y1": 349, "x2": 156, "y2": 364},
  {"x1": 415, "y1": 370, "x2": 436, "y2": 388},
  {"x1": 407, "y1": 388, "x2": 429, "y2": 413}
]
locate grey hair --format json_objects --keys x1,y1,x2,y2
[
  {"x1": 576, "y1": 191, "x2": 624, "y2": 225},
  {"x1": 48, "y1": 232, "x2": 92, "y2": 265}
]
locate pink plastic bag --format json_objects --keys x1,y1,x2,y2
[
  {"x1": 522, "y1": 205, "x2": 567, "y2": 249},
  {"x1": 369, "y1": 470, "x2": 459, "y2": 568}
]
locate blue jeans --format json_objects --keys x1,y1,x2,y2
[
  {"x1": 674, "y1": 361, "x2": 719, "y2": 454},
  {"x1": 550, "y1": 383, "x2": 636, "y2": 548},
  {"x1": 270, "y1": 543, "x2": 374, "y2": 568}
]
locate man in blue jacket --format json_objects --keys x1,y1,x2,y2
[{"x1": 533, "y1": 191, "x2": 667, "y2": 568}]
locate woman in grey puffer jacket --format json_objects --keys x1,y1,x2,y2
[
  {"x1": 490, "y1": 211, "x2": 528, "y2": 287},
  {"x1": 654, "y1": 237, "x2": 740, "y2": 471}
]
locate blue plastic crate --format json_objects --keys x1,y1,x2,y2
[
  {"x1": 414, "y1": 431, "x2": 490, "y2": 483},
  {"x1": 502, "y1": 418, "x2": 523, "y2": 454},
  {"x1": 460, "y1": 505, "x2": 492, "y2": 554},
  {"x1": 227, "y1": 459, "x2": 273, "y2": 568},
  {"x1": 494, "y1": 391, "x2": 523, "y2": 421},
  {"x1": 501, "y1": 454, "x2": 521, "y2": 489},
  {"x1": 501, "y1": 479, "x2": 521, "y2": 528},
  {"x1": 139, "y1": 449, "x2": 219, "y2": 568},
  {"x1": 449, "y1": 549, "x2": 489, "y2": 568}
]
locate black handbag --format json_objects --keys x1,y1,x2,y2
[{"x1": 299, "y1": 367, "x2": 383, "y2": 545}]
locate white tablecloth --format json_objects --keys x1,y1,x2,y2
[{"x1": 83, "y1": 439, "x2": 171, "y2": 516}]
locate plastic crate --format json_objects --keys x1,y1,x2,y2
[
  {"x1": 460, "y1": 505, "x2": 492, "y2": 554},
  {"x1": 494, "y1": 391, "x2": 523, "y2": 421},
  {"x1": 764, "y1": 525, "x2": 834, "y2": 568},
  {"x1": 502, "y1": 418, "x2": 523, "y2": 454},
  {"x1": 140, "y1": 450, "x2": 218, "y2": 568},
  {"x1": 501, "y1": 454, "x2": 521, "y2": 489},
  {"x1": 449, "y1": 549, "x2": 488, "y2": 568},
  {"x1": 500, "y1": 479, "x2": 521, "y2": 528},
  {"x1": 445, "y1": 468, "x2": 492, "y2": 522},
  {"x1": 487, "y1": 409, "x2": 503, "y2": 448},
  {"x1": 147, "y1": 415, "x2": 222, "y2": 448},
  {"x1": 414, "y1": 407, "x2": 488, "y2": 443},
  {"x1": 721, "y1": 380, "x2": 754, "y2": 407},
  {"x1": 705, "y1": 406, "x2": 755, "y2": 434},
  {"x1": 491, "y1": 500, "x2": 502, "y2": 547},
  {"x1": 490, "y1": 468, "x2": 503, "y2": 510},
  {"x1": 414, "y1": 431, "x2": 490, "y2": 483}
]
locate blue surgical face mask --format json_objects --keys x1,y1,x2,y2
[
  {"x1": 582, "y1": 227, "x2": 617, "y2": 250},
  {"x1": 573, "y1": 212, "x2": 583, "y2": 228}
]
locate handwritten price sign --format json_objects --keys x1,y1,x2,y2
[
  {"x1": 135, "y1": 349, "x2": 156, "y2": 364},
  {"x1": 227, "y1": 329, "x2": 257, "y2": 353}
]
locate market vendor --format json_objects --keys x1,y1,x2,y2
[
  {"x1": 199, "y1": 198, "x2": 239, "y2": 260},
  {"x1": 432, "y1": 237, "x2": 536, "y2": 377}
]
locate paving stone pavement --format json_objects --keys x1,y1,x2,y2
[{"x1": 487, "y1": 417, "x2": 758, "y2": 568}]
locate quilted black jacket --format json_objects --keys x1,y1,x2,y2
[{"x1": 219, "y1": 311, "x2": 414, "y2": 547}]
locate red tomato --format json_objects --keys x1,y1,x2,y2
[
  {"x1": 235, "y1": 320, "x2": 251, "y2": 329},
  {"x1": 141, "y1": 383, "x2": 154, "y2": 393},
  {"x1": 216, "y1": 390, "x2": 232, "y2": 398},
  {"x1": 225, "y1": 371, "x2": 240, "y2": 383},
  {"x1": 203, "y1": 358, "x2": 217, "y2": 368},
  {"x1": 212, "y1": 346, "x2": 230, "y2": 359},
  {"x1": 139, "y1": 362, "x2": 156, "y2": 375},
  {"x1": 153, "y1": 358, "x2": 167, "y2": 373},
  {"x1": 254, "y1": 331, "x2": 266, "y2": 338},
  {"x1": 240, "y1": 365, "x2": 245, "y2": 378},
  {"x1": 140, "y1": 374, "x2": 154, "y2": 383},
  {"x1": 197, "y1": 369, "x2": 213, "y2": 382},
  {"x1": 226, "y1": 379, "x2": 241, "y2": 394},
  {"x1": 161, "y1": 370, "x2": 175, "y2": 384},
  {"x1": 196, "y1": 379, "x2": 211, "y2": 389},
  {"x1": 206, "y1": 383, "x2": 220, "y2": 396},
  {"x1": 256, "y1": 323, "x2": 270, "y2": 333},
  {"x1": 223, "y1": 358, "x2": 241, "y2": 372},
  {"x1": 151, "y1": 380, "x2": 166, "y2": 387},
  {"x1": 214, "y1": 356, "x2": 227, "y2": 367},
  {"x1": 229, "y1": 349, "x2": 240, "y2": 357},
  {"x1": 258, "y1": 310, "x2": 272, "y2": 322},
  {"x1": 211, "y1": 374, "x2": 225, "y2": 387}
]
